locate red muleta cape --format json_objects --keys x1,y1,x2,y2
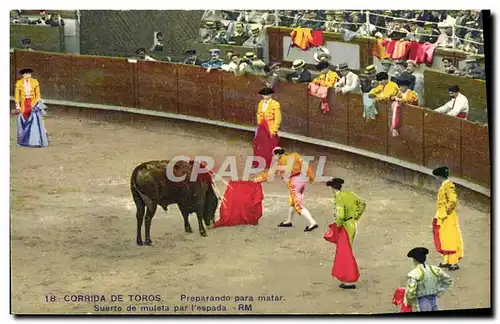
[
  {"x1": 323, "y1": 223, "x2": 360, "y2": 283},
  {"x1": 392, "y1": 287, "x2": 413, "y2": 312},
  {"x1": 252, "y1": 119, "x2": 280, "y2": 169},
  {"x1": 213, "y1": 180, "x2": 264, "y2": 227}
]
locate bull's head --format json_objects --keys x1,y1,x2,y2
[{"x1": 203, "y1": 185, "x2": 219, "y2": 226}]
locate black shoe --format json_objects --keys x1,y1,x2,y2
[
  {"x1": 339, "y1": 283, "x2": 356, "y2": 289},
  {"x1": 448, "y1": 264, "x2": 459, "y2": 271},
  {"x1": 304, "y1": 224, "x2": 319, "y2": 232},
  {"x1": 278, "y1": 222, "x2": 293, "y2": 227},
  {"x1": 438, "y1": 263, "x2": 450, "y2": 268}
]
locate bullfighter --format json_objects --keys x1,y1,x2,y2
[
  {"x1": 253, "y1": 87, "x2": 281, "y2": 169},
  {"x1": 431, "y1": 166, "x2": 464, "y2": 271},
  {"x1": 252, "y1": 147, "x2": 318, "y2": 232}
]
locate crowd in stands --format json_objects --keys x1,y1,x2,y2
[
  {"x1": 200, "y1": 10, "x2": 484, "y2": 55},
  {"x1": 10, "y1": 10, "x2": 65, "y2": 26}
]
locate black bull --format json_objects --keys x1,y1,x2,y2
[{"x1": 131, "y1": 160, "x2": 219, "y2": 246}]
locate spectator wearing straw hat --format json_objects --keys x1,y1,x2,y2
[
  {"x1": 406, "y1": 60, "x2": 425, "y2": 105},
  {"x1": 290, "y1": 59, "x2": 312, "y2": 83},
  {"x1": 242, "y1": 25, "x2": 265, "y2": 48},
  {"x1": 201, "y1": 21, "x2": 217, "y2": 44},
  {"x1": 335, "y1": 63, "x2": 360, "y2": 95},
  {"x1": 360, "y1": 65, "x2": 379, "y2": 120},
  {"x1": 434, "y1": 85, "x2": 469, "y2": 119}
]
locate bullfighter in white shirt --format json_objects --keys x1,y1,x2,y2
[
  {"x1": 434, "y1": 85, "x2": 469, "y2": 119},
  {"x1": 335, "y1": 63, "x2": 360, "y2": 94}
]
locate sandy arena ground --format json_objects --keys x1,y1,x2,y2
[{"x1": 10, "y1": 114, "x2": 491, "y2": 314}]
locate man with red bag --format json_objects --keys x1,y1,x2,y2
[
  {"x1": 253, "y1": 87, "x2": 281, "y2": 169},
  {"x1": 324, "y1": 178, "x2": 366, "y2": 289}
]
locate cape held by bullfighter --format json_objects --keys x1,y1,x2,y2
[{"x1": 130, "y1": 159, "x2": 219, "y2": 245}]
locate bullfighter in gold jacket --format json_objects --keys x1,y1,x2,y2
[
  {"x1": 14, "y1": 68, "x2": 49, "y2": 147},
  {"x1": 432, "y1": 166, "x2": 463, "y2": 271},
  {"x1": 253, "y1": 88, "x2": 281, "y2": 168}
]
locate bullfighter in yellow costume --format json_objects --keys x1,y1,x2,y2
[
  {"x1": 253, "y1": 147, "x2": 319, "y2": 232},
  {"x1": 431, "y1": 166, "x2": 463, "y2": 271},
  {"x1": 253, "y1": 88, "x2": 281, "y2": 168},
  {"x1": 14, "y1": 68, "x2": 49, "y2": 147}
]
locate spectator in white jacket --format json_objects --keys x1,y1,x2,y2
[
  {"x1": 335, "y1": 63, "x2": 360, "y2": 94},
  {"x1": 434, "y1": 85, "x2": 469, "y2": 119}
]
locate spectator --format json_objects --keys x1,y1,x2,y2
[
  {"x1": 436, "y1": 22, "x2": 460, "y2": 48},
  {"x1": 242, "y1": 25, "x2": 265, "y2": 48},
  {"x1": 290, "y1": 59, "x2": 312, "y2": 83},
  {"x1": 335, "y1": 63, "x2": 360, "y2": 94},
  {"x1": 34, "y1": 10, "x2": 49, "y2": 25},
  {"x1": 312, "y1": 61, "x2": 339, "y2": 88},
  {"x1": 360, "y1": 65, "x2": 379, "y2": 120},
  {"x1": 201, "y1": 21, "x2": 217, "y2": 44},
  {"x1": 10, "y1": 10, "x2": 21, "y2": 23},
  {"x1": 263, "y1": 62, "x2": 283, "y2": 89},
  {"x1": 434, "y1": 85, "x2": 469, "y2": 119},
  {"x1": 213, "y1": 28, "x2": 229, "y2": 44},
  {"x1": 228, "y1": 22, "x2": 249, "y2": 46},
  {"x1": 391, "y1": 60, "x2": 406, "y2": 79},
  {"x1": 201, "y1": 48, "x2": 224, "y2": 72},
  {"x1": 380, "y1": 59, "x2": 392, "y2": 75},
  {"x1": 21, "y1": 38, "x2": 34, "y2": 51},
  {"x1": 442, "y1": 57, "x2": 458, "y2": 74},
  {"x1": 421, "y1": 22, "x2": 440, "y2": 43},
  {"x1": 45, "y1": 12, "x2": 65, "y2": 27},
  {"x1": 134, "y1": 48, "x2": 156, "y2": 61},
  {"x1": 368, "y1": 72, "x2": 399, "y2": 102},
  {"x1": 183, "y1": 49, "x2": 202, "y2": 66},
  {"x1": 323, "y1": 11, "x2": 338, "y2": 32},
  {"x1": 405, "y1": 60, "x2": 425, "y2": 106},
  {"x1": 393, "y1": 79, "x2": 419, "y2": 105},
  {"x1": 221, "y1": 53, "x2": 241, "y2": 74},
  {"x1": 225, "y1": 50, "x2": 235, "y2": 62},
  {"x1": 150, "y1": 32, "x2": 164, "y2": 52},
  {"x1": 455, "y1": 59, "x2": 486, "y2": 80}
]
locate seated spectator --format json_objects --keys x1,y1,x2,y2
[
  {"x1": 150, "y1": 32, "x2": 164, "y2": 52},
  {"x1": 21, "y1": 38, "x2": 34, "y2": 51},
  {"x1": 290, "y1": 59, "x2": 312, "y2": 83},
  {"x1": 263, "y1": 63, "x2": 283, "y2": 89},
  {"x1": 455, "y1": 59, "x2": 486, "y2": 80},
  {"x1": 298, "y1": 10, "x2": 322, "y2": 29},
  {"x1": 201, "y1": 21, "x2": 217, "y2": 44},
  {"x1": 45, "y1": 12, "x2": 65, "y2": 27},
  {"x1": 213, "y1": 28, "x2": 229, "y2": 44},
  {"x1": 335, "y1": 63, "x2": 360, "y2": 94},
  {"x1": 228, "y1": 22, "x2": 249, "y2": 46},
  {"x1": 201, "y1": 48, "x2": 224, "y2": 72},
  {"x1": 434, "y1": 85, "x2": 469, "y2": 119},
  {"x1": 242, "y1": 25, "x2": 265, "y2": 48},
  {"x1": 34, "y1": 10, "x2": 49, "y2": 25},
  {"x1": 323, "y1": 11, "x2": 338, "y2": 33},
  {"x1": 368, "y1": 72, "x2": 399, "y2": 102},
  {"x1": 360, "y1": 65, "x2": 379, "y2": 93},
  {"x1": 10, "y1": 10, "x2": 21, "y2": 23},
  {"x1": 236, "y1": 52, "x2": 257, "y2": 75},
  {"x1": 393, "y1": 79, "x2": 419, "y2": 105},
  {"x1": 183, "y1": 49, "x2": 202, "y2": 66},
  {"x1": 391, "y1": 60, "x2": 406, "y2": 79},
  {"x1": 380, "y1": 59, "x2": 392, "y2": 75},
  {"x1": 312, "y1": 61, "x2": 339, "y2": 88},
  {"x1": 421, "y1": 22, "x2": 440, "y2": 43},
  {"x1": 221, "y1": 53, "x2": 241, "y2": 74},
  {"x1": 134, "y1": 48, "x2": 156, "y2": 61},
  {"x1": 436, "y1": 22, "x2": 460, "y2": 48},
  {"x1": 405, "y1": 60, "x2": 424, "y2": 105},
  {"x1": 442, "y1": 57, "x2": 458, "y2": 74}
]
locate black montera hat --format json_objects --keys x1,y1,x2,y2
[
  {"x1": 20, "y1": 68, "x2": 33, "y2": 75},
  {"x1": 432, "y1": 166, "x2": 449, "y2": 179},
  {"x1": 376, "y1": 72, "x2": 389, "y2": 81},
  {"x1": 407, "y1": 247, "x2": 429, "y2": 263},
  {"x1": 326, "y1": 178, "x2": 344, "y2": 190},
  {"x1": 259, "y1": 87, "x2": 274, "y2": 95},
  {"x1": 448, "y1": 85, "x2": 459, "y2": 93},
  {"x1": 273, "y1": 147, "x2": 285, "y2": 155}
]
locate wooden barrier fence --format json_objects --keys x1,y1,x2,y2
[{"x1": 10, "y1": 50, "x2": 491, "y2": 188}]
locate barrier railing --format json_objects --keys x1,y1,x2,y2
[{"x1": 10, "y1": 50, "x2": 490, "y2": 188}]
